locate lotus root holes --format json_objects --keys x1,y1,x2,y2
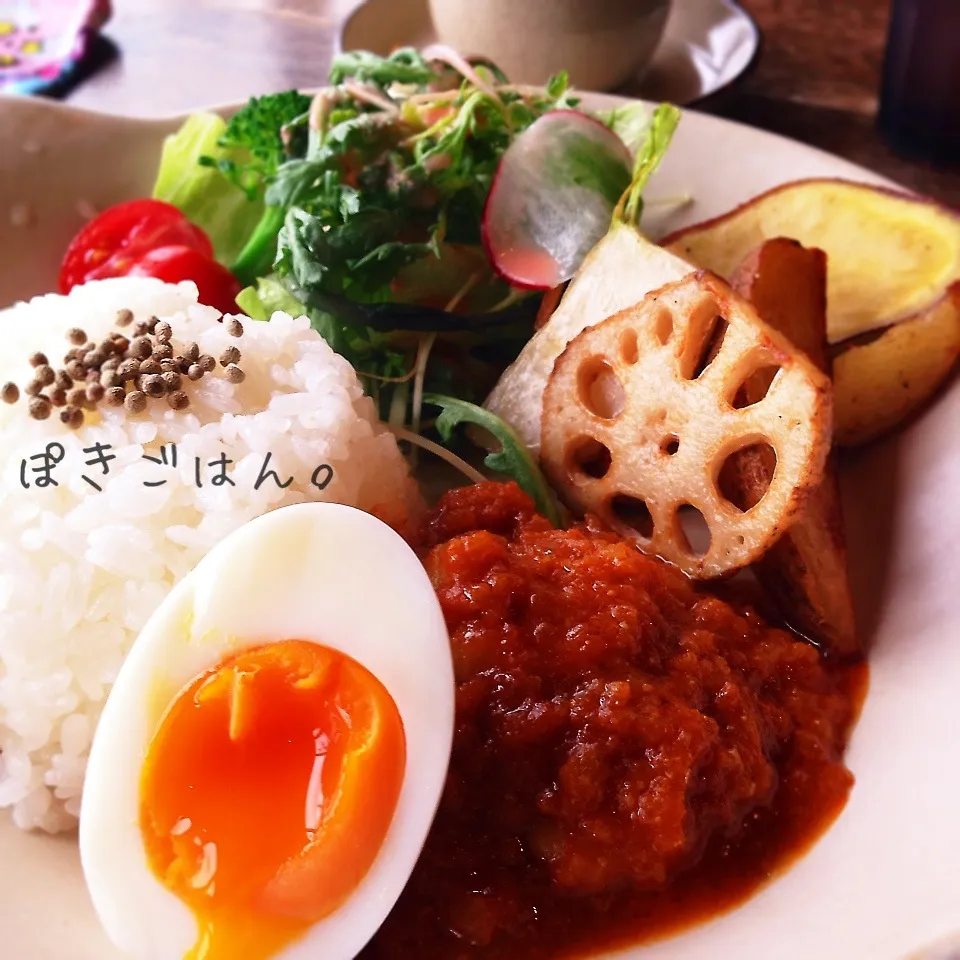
[
  {"x1": 577, "y1": 358, "x2": 625, "y2": 420},
  {"x1": 653, "y1": 308, "x2": 673, "y2": 345},
  {"x1": 678, "y1": 302, "x2": 728, "y2": 380},
  {"x1": 567, "y1": 437, "x2": 612, "y2": 481},
  {"x1": 609, "y1": 493, "x2": 654, "y2": 540},
  {"x1": 675, "y1": 504, "x2": 712, "y2": 558},
  {"x1": 716, "y1": 441, "x2": 777, "y2": 513},
  {"x1": 730, "y1": 363, "x2": 783, "y2": 409},
  {"x1": 620, "y1": 328, "x2": 640, "y2": 365},
  {"x1": 659, "y1": 435, "x2": 680, "y2": 456}
]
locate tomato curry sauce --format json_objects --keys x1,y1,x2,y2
[{"x1": 365, "y1": 482, "x2": 865, "y2": 960}]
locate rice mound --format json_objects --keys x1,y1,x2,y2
[{"x1": 0, "y1": 278, "x2": 420, "y2": 832}]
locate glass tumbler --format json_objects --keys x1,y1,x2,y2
[{"x1": 878, "y1": 0, "x2": 960, "y2": 165}]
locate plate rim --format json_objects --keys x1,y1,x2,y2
[{"x1": 0, "y1": 87, "x2": 901, "y2": 194}]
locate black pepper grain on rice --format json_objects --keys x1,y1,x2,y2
[
  {"x1": 35, "y1": 365, "x2": 55, "y2": 386},
  {"x1": 143, "y1": 373, "x2": 167, "y2": 397},
  {"x1": 224, "y1": 364, "x2": 245, "y2": 384},
  {"x1": 25, "y1": 379, "x2": 43, "y2": 397},
  {"x1": 104, "y1": 386, "x2": 125, "y2": 407},
  {"x1": 59, "y1": 406, "x2": 78, "y2": 426},
  {"x1": 153, "y1": 342, "x2": 173, "y2": 361},
  {"x1": 146, "y1": 316, "x2": 160, "y2": 334},
  {"x1": 29, "y1": 351, "x2": 48, "y2": 368},
  {"x1": 219, "y1": 346, "x2": 241, "y2": 367},
  {"x1": 167, "y1": 390, "x2": 189, "y2": 410},
  {"x1": 65, "y1": 360, "x2": 86, "y2": 380},
  {"x1": 1, "y1": 382, "x2": 19, "y2": 404},
  {"x1": 67, "y1": 327, "x2": 87, "y2": 346},
  {"x1": 85, "y1": 369, "x2": 101, "y2": 384},
  {"x1": 198, "y1": 354, "x2": 216, "y2": 372},
  {"x1": 84, "y1": 350, "x2": 105, "y2": 370},
  {"x1": 182, "y1": 342, "x2": 200, "y2": 363},
  {"x1": 227, "y1": 319, "x2": 243, "y2": 337},
  {"x1": 69, "y1": 406, "x2": 85, "y2": 429},
  {"x1": 132, "y1": 321, "x2": 150, "y2": 338},
  {"x1": 67, "y1": 387, "x2": 87, "y2": 407},
  {"x1": 117, "y1": 358, "x2": 140, "y2": 380},
  {"x1": 160, "y1": 358, "x2": 180, "y2": 374},
  {"x1": 141, "y1": 374, "x2": 165, "y2": 398},
  {"x1": 111, "y1": 334, "x2": 130, "y2": 353},
  {"x1": 130, "y1": 337, "x2": 152, "y2": 360},
  {"x1": 100, "y1": 371, "x2": 121, "y2": 389},
  {"x1": 116, "y1": 308, "x2": 134, "y2": 327},
  {"x1": 186, "y1": 364, "x2": 203, "y2": 382},
  {"x1": 86, "y1": 383, "x2": 105, "y2": 403},
  {"x1": 161, "y1": 371, "x2": 182, "y2": 392},
  {"x1": 139, "y1": 358, "x2": 162, "y2": 376},
  {"x1": 49, "y1": 387, "x2": 67, "y2": 407},
  {"x1": 154, "y1": 321, "x2": 172, "y2": 342},
  {"x1": 28, "y1": 396, "x2": 52, "y2": 420},
  {"x1": 124, "y1": 390, "x2": 147, "y2": 414},
  {"x1": 54, "y1": 369, "x2": 73, "y2": 390}
]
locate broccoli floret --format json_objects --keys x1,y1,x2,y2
[{"x1": 200, "y1": 90, "x2": 312, "y2": 201}]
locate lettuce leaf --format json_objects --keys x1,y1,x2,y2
[
  {"x1": 597, "y1": 101, "x2": 652, "y2": 156},
  {"x1": 151, "y1": 112, "x2": 265, "y2": 266},
  {"x1": 235, "y1": 275, "x2": 306, "y2": 321},
  {"x1": 618, "y1": 103, "x2": 682, "y2": 226}
]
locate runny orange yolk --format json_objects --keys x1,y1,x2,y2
[{"x1": 139, "y1": 640, "x2": 406, "y2": 960}]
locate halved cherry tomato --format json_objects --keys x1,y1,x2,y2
[
  {"x1": 58, "y1": 199, "x2": 214, "y2": 294},
  {"x1": 127, "y1": 246, "x2": 242, "y2": 316}
]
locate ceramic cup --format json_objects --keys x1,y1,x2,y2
[{"x1": 426, "y1": 0, "x2": 672, "y2": 91}]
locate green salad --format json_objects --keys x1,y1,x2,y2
[{"x1": 149, "y1": 47, "x2": 678, "y2": 517}]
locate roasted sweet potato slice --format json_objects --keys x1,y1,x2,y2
[
  {"x1": 662, "y1": 179, "x2": 960, "y2": 444},
  {"x1": 540, "y1": 271, "x2": 833, "y2": 578},
  {"x1": 662, "y1": 178, "x2": 960, "y2": 343},
  {"x1": 728, "y1": 238, "x2": 858, "y2": 656},
  {"x1": 834, "y1": 284, "x2": 960, "y2": 446}
]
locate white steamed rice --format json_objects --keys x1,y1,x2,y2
[{"x1": 0, "y1": 277, "x2": 420, "y2": 832}]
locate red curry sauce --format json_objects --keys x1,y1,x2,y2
[{"x1": 365, "y1": 482, "x2": 866, "y2": 960}]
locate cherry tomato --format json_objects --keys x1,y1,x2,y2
[
  {"x1": 59, "y1": 199, "x2": 214, "y2": 293},
  {"x1": 127, "y1": 246, "x2": 242, "y2": 315}
]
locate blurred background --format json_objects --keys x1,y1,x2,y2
[{"x1": 1, "y1": 0, "x2": 957, "y2": 204}]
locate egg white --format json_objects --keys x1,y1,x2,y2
[{"x1": 79, "y1": 501, "x2": 454, "y2": 960}]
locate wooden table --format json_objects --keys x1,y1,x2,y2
[
  {"x1": 704, "y1": 0, "x2": 959, "y2": 207},
  {"x1": 67, "y1": 0, "x2": 959, "y2": 206}
]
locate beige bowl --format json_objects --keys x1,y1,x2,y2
[{"x1": 426, "y1": 0, "x2": 672, "y2": 90}]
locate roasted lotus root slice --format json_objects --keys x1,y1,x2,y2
[{"x1": 540, "y1": 272, "x2": 833, "y2": 578}]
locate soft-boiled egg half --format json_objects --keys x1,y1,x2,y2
[{"x1": 79, "y1": 502, "x2": 454, "y2": 960}]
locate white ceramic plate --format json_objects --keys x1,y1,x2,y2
[
  {"x1": 2, "y1": 92, "x2": 960, "y2": 960},
  {"x1": 337, "y1": 0, "x2": 760, "y2": 106}
]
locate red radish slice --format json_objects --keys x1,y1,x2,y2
[
  {"x1": 342, "y1": 80, "x2": 399, "y2": 113},
  {"x1": 421, "y1": 43, "x2": 500, "y2": 99},
  {"x1": 482, "y1": 110, "x2": 632, "y2": 290}
]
